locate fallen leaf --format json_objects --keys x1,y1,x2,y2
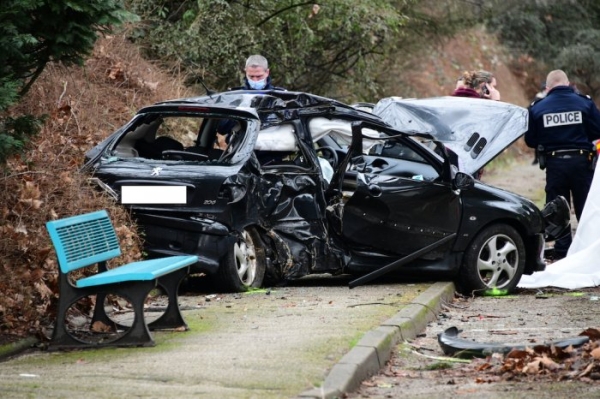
[
  {"x1": 91, "y1": 321, "x2": 113, "y2": 333},
  {"x1": 523, "y1": 359, "x2": 540, "y2": 374},
  {"x1": 505, "y1": 348, "x2": 528, "y2": 359},
  {"x1": 539, "y1": 355, "x2": 559, "y2": 370},
  {"x1": 581, "y1": 328, "x2": 600, "y2": 341},
  {"x1": 579, "y1": 363, "x2": 595, "y2": 378}
]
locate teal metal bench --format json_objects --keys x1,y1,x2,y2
[{"x1": 46, "y1": 210, "x2": 199, "y2": 350}]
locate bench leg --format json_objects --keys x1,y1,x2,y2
[
  {"x1": 49, "y1": 282, "x2": 83, "y2": 350},
  {"x1": 148, "y1": 267, "x2": 189, "y2": 330},
  {"x1": 49, "y1": 281, "x2": 158, "y2": 350},
  {"x1": 114, "y1": 281, "x2": 157, "y2": 347}
]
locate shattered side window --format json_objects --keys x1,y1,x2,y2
[
  {"x1": 368, "y1": 138, "x2": 428, "y2": 163},
  {"x1": 111, "y1": 114, "x2": 247, "y2": 164},
  {"x1": 155, "y1": 116, "x2": 200, "y2": 148}
]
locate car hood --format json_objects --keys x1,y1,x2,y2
[{"x1": 372, "y1": 96, "x2": 528, "y2": 175}]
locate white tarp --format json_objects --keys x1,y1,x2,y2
[{"x1": 518, "y1": 160, "x2": 600, "y2": 289}]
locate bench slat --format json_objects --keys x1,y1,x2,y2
[
  {"x1": 46, "y1": 210, "x2": 121, "y2": 272},
  {"x1": 76, "y1": 255, "x2": 198, "y2": 288}
]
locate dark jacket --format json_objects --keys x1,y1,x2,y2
[
  {"x1": 525, "y1": 86, "x2": 600, "y2": 152},
  {"x1": 220, "y1": 77, "x2": 286, "y2": 134},
  {"x1": 230, "y1": 76, "x2": 286, "y2": 91}
]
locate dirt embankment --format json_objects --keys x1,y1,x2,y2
[{"x1": 402, "y1": 27, "x2": 535, "y2": 108}]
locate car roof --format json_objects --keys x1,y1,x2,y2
[{"x1": 148, "y1": 90, "x2": 390, "y2": 128}]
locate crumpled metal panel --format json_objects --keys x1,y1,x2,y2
[
  {"x1": 257, "y1": 171, "x2": 341, "y2": 279},
  {"x1": 373, "y1": 96, "x2": 528, "y2": 175}
]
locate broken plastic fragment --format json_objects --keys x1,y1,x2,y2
[{"x1": 437, "y1": 326, "x2": 589, "y2": 359}]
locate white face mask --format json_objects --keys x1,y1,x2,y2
[{"x1": 248, "y1": 78, "x2": 267, "y2": 90}]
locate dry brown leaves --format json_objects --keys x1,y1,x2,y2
[
  {"x1": 0, "y1": 28, "x2": 192, "y2": 340},
  {"x1": 463, "y1": 328, "x2": 600, "y2": 382}
]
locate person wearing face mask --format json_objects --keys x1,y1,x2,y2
[
  {"x1": 215, "y1": 55, "x2": 286, "y2": 149},
  {"x1": 230, "y1": 54, "x2": 286, "y2": 91}
]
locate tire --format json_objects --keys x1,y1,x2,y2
[
  {"x1": 457, "y1": 224, "x2": 525, "y2": 296},
  {"x1": 217, "y1": 227, "x2": 266, "y2": 293}
]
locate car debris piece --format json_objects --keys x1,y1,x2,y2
[{"x1": 437, "y1": 326, "x2": 589, "y2": 359}]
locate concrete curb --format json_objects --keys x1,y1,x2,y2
[
  {"x1": 0, "y1": 337, "x2": 39, "y2": 362},
  {"x1": 297, "y1": 281, "x2": 456, "y2": 399}
]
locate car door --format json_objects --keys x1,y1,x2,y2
[
  {"x1": 335, "y1": 121, "x2": 462, "y2": 258},
  {"x1": 253, "y1": 120, "x2": 335, "y2": 277}
]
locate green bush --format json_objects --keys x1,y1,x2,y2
[{"x1": 0, "y1": 0, "x2": 135, "y2": 165}]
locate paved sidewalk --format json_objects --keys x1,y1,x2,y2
[
  {"x1": 298, "y1": 281, "x2": 455, "y2": 398},
  {"x1": 0, "y1": 280, "x2": 454, "y2": 398}
]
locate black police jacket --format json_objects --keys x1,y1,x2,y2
[{"x1": 525, "y1": 86, "x2": 600, "y2": 152}]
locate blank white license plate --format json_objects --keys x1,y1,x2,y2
[{"x1": 121, "y1": 186, "x2": 187, "y2": 204}]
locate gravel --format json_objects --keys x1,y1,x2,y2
[{"x1": 349, "y1": 287, "x2": 600, "y2": 399}]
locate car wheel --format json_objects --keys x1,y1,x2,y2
[
  {"x1": 457, "y1": 224, "x2": 525, "y2": 296},
  {"x1": 218, "y1": 227, "x2": 266, "y2": 293}
]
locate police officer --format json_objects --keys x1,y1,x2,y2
[{"x1": 525, "y1": 69, "x2": 600, "y2": 260}]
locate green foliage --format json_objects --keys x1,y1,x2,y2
[
  {"x1": 487, "y1": 11, "x2": 546, "y2": 57},
  {"x1": 0, "y1": 115, "x2": 44, "y2": 165},
  {"x1": 128, "y1": 0, "x2": 416, "y2": 100},
  {"x1": 487, "y1": 0, "x2": 600, "y2": 97},
  {"x1": 489, "y1": 1, "x2": 590, "y2": 61},
  {"x1": 127, "y1": 0, "x2": 477, "y2": 101},
  {"x1": 556, "y1": 40, "x2": 600, "y2": 97},
  {"x1": 0, "y1": 0, "x2": 135, "y2": 164}
]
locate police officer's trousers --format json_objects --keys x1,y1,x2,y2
[{"x1": 545, "y1": 155, "x2": 594, "y2": 257}]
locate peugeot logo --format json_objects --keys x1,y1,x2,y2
[{"x1": 151, "y1": 167, "x2": 162, "y2": 176}]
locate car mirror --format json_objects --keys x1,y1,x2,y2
[{"x1": 452, "y1": 172, "x2": 474, "y2": 191}]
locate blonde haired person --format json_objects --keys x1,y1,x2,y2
[{"x1": 452, "y1": 70, "x2": 500, "y2": 100}]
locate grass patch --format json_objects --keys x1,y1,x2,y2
[
  {"x1": 244, "y1": 288, "x2": 276, "y2": 295},
  {"x1": 424, "y1": 361, "x2": 454, "y2": 370}
]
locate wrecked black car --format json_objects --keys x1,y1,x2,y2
[{"x1": 83, "y1": 90, "x2": 569, "y2": 294}]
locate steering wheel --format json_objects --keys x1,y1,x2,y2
[
  {"x1": 162, "y1": 150, "x2": 208, "y2": 161},
  {"x1": 317, "y1": 146, "x2": 339, "y2": 169}
]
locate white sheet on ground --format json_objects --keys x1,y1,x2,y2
[{"x1": 518, "y1": 159, "x2": 600, "y2": 289}]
